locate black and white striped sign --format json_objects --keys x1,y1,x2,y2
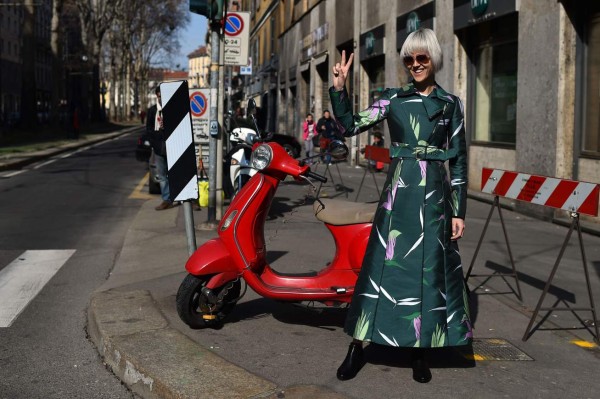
[{"x1": 160, "y1": 81, "x2": 198, "y2": 202}]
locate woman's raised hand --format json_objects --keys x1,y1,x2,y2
[{"x1": 332, "y1": 50, "x2": 354, "y2": 91}]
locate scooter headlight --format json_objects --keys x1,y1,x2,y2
[{"x1": 251, "y1": 144, "x2": 272, "y2": 170}]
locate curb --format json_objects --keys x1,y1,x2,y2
[
  {"x1": 0, "y1": 125, "x2": 142, "y2": 172},
  {"x1": 88, "y1": 290, "x2": 346, "y2": 399}
]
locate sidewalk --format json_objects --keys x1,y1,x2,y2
[{"x1": 88, "y1": 162, "x2": 600, "y2": 399}]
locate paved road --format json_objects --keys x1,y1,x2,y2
[{"x1": 0, "y1": 132, "x2": 147, "y2": 398}]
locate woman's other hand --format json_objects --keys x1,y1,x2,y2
[
  {"x1": 451, "y1": 218, "x2": 465, "y2": 240},
  {"x1": 332, "y1": 50, "x2": 354, "y2": 91}
]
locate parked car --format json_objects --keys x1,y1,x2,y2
[{"x1": 136, "y1": 135, "x2": 161, "y2": 194}]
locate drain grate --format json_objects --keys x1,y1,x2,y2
[{"x1": 466, "y1": 338, "x2": 534, "y2": 361}]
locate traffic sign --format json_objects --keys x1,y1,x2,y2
[
  {"x1": 224, "y1": 13, "x2": 244, "y2": 36},
  {"x1": 223, "y1": 12, "x2": 250, "y2": 66},
  {"x1": 189, "y1": 91, "x2": 208, "y2": 118},
  {"x1": 240, "y1": 57, "x2": 252, "y2": 75},
  {"x1": 188, "y1": 88, "x2": 210, "y2": 166}
]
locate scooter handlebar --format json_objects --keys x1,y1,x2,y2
[{"x1": 305, "y1": 171, "x2": 327, "y2": 183}]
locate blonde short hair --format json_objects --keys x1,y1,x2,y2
[{"x1": 400, "y1": 28, "x2": 443, "y2": 73}]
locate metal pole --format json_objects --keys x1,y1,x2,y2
[
  {"x1": 216, "y1": 36, "x2": 225, "y2": 221},
  {"x1": 522, "y1": 215, "x2": 577, "y2": 341},
  {"x1": 464, "y1": 196, "x2": 497, "y2": 282},
  {"x1": 497, "y1": 203, "x2": 523, "y2": 300},
  {"x1": 207, "y1": 25, "x2": 221, "y2": 224},
  {"x1": 183, "y1": 202, "x2": 197, "y2": 256},
  {"x1": 575, "y1": 215, "x2": 600, "y2": 343}
]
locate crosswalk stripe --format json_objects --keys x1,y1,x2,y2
[{"x1": 0, "y1": 250, "x2": 75, "y2": 328}]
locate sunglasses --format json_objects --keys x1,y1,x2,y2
[{"x1": 403, "y1": 54, "x2": 431, "y2": 68}]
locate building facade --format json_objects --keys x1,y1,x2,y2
[
  {"x1": 188, "y1": 45, "x2": 211, "y2": 88},
  {"x1": 239, "y1": 0, "x2": 600, "y2": 222},
  {"x1": 0, "y1": 2, "x2": 23, "y2": 126},
  {"x1": 0, "y1": 0, "x2": 56, "y2": 128}
]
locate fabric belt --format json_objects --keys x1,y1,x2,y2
[{"x1": 390, "y1": 142, "x2": 448, "y2": 162}]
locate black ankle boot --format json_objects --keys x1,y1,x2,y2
[
  {"x1": 336, "y1": 342, "x2": 365, "y2": 381},
  {"x1": 411, "y1": 350, "x2": 432, "y2": 383}
]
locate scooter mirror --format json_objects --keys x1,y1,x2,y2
[
  {"x1": 328, "y1": 140, "x2": 349, "y2": 160},
  {"x1": 247, "y1": 99, "x2": 257, "y2": 116}
]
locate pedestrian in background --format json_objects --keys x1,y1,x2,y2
[
  {"x1": 317, "y1": 110, "x2": 337, "y2": 164},
  {"x1": 363, "y1": 131, "x2": 385, "y2": 172},
  {"x1": 302, "y1": 113, "x2": 316, "y2": 159},
  {"x1": 330, "y1": 28, "x2": 471, "y2": 383},
  {"x1": 146, "y1": 87, "x2": 173, "y2": 211}
]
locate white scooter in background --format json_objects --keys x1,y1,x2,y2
[{"x1": 223, "y1": 120, "x2": 258, "y2": 198}]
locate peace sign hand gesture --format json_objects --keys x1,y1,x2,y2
[{"x1": 332, "y1": 50, "x2": 354, "y2": 91}]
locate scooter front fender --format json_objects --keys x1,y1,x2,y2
[{"x1": 185, "y1": 238, "x2": 237, "y2": 276}]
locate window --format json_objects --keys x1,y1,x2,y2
[
  {"x1": 582, "y1": 3, "x2": 600, "y2": 154},
  {"x1": 469, "y1": 14, "x2": 518, "y2": 145}
]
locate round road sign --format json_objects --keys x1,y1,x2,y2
[
  {"x1": 189, "y1": 91, "x2": 207, "y2": 118},
  {"x1": 225, "y1": 13, "x2": 244, "y2": 36}
]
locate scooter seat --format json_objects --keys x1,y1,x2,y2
[{"x1": 313, "y1": 198, "x2": 377, "y2": 226}]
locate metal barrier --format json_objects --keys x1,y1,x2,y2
[
  {"x1": 466, "y1": 167, "x2": 600, "y2": 343},
  {"x1": 354, "y1": 145, "x2": 390, "y2": 202}
]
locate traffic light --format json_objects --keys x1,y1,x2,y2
[{"x1": 189, "y1": 0, "x2": 225, "y2": 21}]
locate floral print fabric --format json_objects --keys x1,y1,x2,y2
[{"x1": 330, "y1": 84, "x2": 472, "y2": 347}]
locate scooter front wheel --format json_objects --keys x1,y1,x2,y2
[{"x1": 176, "y1": 274, "x2": 241, "y2": 329}]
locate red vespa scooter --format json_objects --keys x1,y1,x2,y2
[{"x1": 176, "y1": 109, "x2": 376, "y2": 329}]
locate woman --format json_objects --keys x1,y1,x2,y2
[
  {"x1": 330, "y1": 28, "x2": 471, "y2": 383},
  {"x1": 302, "y1": 113, "x2": 316, "y2": 159}
]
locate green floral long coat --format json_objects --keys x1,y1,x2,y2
[{"x1": 330, "y1": 83, "x2": 472, "y2": 348}]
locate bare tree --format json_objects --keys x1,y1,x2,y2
[
  {"x1": 131, "y1": 1, "x2": 188, "y2": 111},
  {"x1": 104, "y1": 0, "x2": 188, "y2": 121},
  {"x1": 75, "y1": 0, "x2": 123, "y2": 122},
  {"x1": 50, "y1": 0, "x2": 65, "y2": 125},
  {"x1": 20, "y1": 1, "x2": 37, "y2": 128}
]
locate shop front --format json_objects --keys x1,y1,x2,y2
[
  {"x1": 359, "y1": 24, "x2": 386, "y2": 155},
  {"x1": 574, "y1": 1, "x2": 600, "y2": 216},
  {"x1": 454, "y1": 0, "x2": 519, "y2": 189}
]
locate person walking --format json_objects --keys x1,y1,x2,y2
[
  {"x1": 146, "y1": 87, "x2": 173, "y2": 211},
  {"x1": 330, "y1": 28, "x2": 471, "y2": 383},
  {"x1": 316, "y1": 110, "x2": 337, "y2": 164},
  {"x1": 302, "y1": 113, "x2": 316, "y2": 159}
]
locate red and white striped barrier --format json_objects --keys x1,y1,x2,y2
[{"x1": 481, "y1": 168, "x2": 600, "y2": 216}]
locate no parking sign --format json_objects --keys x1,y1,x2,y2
[
  {"x1": 189, "y1": 91, "x2": 207, "y2": 118},
  {"x1": 189, "y1": 88, "x2": 210, "y2": 166},
  {"x1": 223, "y1": 12, "x2": 250, "y2": 66}
]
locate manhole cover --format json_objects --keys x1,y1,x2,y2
[{"x1": 466, "y1": 338, "x2": 533, "y2": 361}]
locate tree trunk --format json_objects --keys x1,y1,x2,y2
[
  {"x1": 91, "y1": 41, "x2": 102, "y2": 122},
  {"x1": 124, "y1": 56, "x2": 131, "y2": 121},
  {"x1": 50, "y1": 0, "x2": 64, "y2": 126},
  {"x1": 20, "y1": 1, "x2": 37, "y2": 129}
]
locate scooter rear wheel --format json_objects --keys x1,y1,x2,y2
[{"x1": 176, "y1": 274, "x2": 241, "y2": 329}]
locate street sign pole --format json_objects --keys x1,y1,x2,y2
[
  {"x1": 207, "y1": 25, "x2": 221, "y2": 225},
  {"x1": 216, "y1": 35, "x2": 225, "y2": 220}
]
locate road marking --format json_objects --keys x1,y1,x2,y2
[
  {"x1": 2, "y1": 170, "x2": 26, "y2": 178},
  {"x1": 33, "y1": 158, "x2": 59, "y2": 169},
  {"x1": 0, "y1": 250, "x2": 75, "y2": 328},
  {"x1": 129, "y1": 172, "x2": 156, "y2": 200},
  {"x1": 570, "y1": 339, "x2": 598, "y2": 348}
]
